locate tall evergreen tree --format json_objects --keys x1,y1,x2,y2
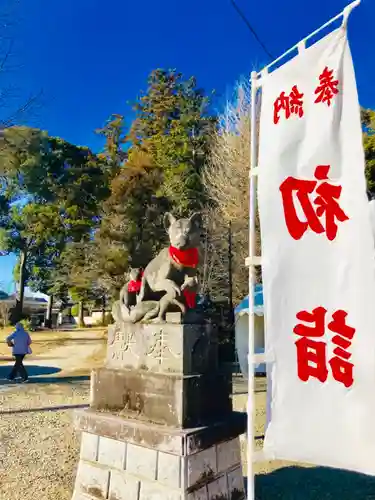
[
  {"x1": 93, "y1": 69, "x2": 215, "y2": 297},
  {"x1": 96, "y1": 114, "x2": 127, "y2": 175},
  {"x1": 129, "y1": 69, "x2": 216, "y2": 214}
]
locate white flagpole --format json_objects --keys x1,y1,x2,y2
[{"x1": 247, "y1": 69, "x2": 258, "y2": 500}]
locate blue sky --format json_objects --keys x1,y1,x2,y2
[{"x1": 0, "y1": 0, "x2": 374, "y2": 292}]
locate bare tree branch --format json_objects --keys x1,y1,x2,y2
[
  {"x1": 0, "y1": 90, "x2": 43, "y2": 128},
  {"x1": 202, "y1": 79, "x2": 260, "y2": 304},
  {"x1": 0, "y1": 38, "x2": 13, "y2": 72}
]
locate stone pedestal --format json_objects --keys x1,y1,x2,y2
[{"x1": 71, "y1": 320, "x2": 246, "y2": 500}]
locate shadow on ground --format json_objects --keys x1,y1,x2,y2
[
  {"x1": 1, "y1": 375, "x2": 90, "y2": 385},
  {"x1": 0, "y1": 403, "x2": 89, "y2": 414},
  {"x1": 0, "y1": 364, "x2": 61, "y2": 379},
  {"x1": 253, "y1": 466, "x2": 375, "y2": 499},
  {"x1": 0, "y1": 364, "x2": 90, "y2": 385}
]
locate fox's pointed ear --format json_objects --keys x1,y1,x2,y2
[
  {"x1": 189, "y1": 212, "x2": 202, "y2": 228},
  {"x1": 164, "y1": 212, "x2": 176, "y2": 231}
]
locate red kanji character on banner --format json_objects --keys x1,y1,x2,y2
[
  {"x1": 293, "y1": 308, "x2": 356, "y2": 388},
  {"x1": 328, "y1": 310, "x2": 355, "y2": 388},
  {"x1": 273, "y1": 85, "x2": 304, "y2": 124},
  {"x1": 314, "y1": 67, "x2": 339, "y2": 106},
  {"x1": 279, "y1": 164, "x2": 349, "y2": 241},
  {"x1": 294, "y1": 307, "x2": 329, "y2": 383}
]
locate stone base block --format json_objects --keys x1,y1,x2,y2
[
  {"x1": 90, "y1": 367, "x2": 232, "y2": 428},
  {"x1": 106, "y1": 322, "x2": 218, "y2": 375},
  {"x1": 71, "y1": 410, "x2": 246, "y2": 500}
]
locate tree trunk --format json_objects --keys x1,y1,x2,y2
[
  {"x1": 15, "y1": 249, "x2": 27, "y2": 322},
  {"x1": 101, "y1": 295, "x2": 106, "y2": 325},
  {"x1": 78, "y1": 300, "x2": 85, "y2": 328},
  {"x1": 45, "y1": 295, "x2": 53, "y2": 328}
]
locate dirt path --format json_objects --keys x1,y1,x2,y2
[
  {"x1": 26, "y1": 329, "x2": 106, "y2": 373},
  {"x1": 0, "y1": 329, "x2": 106, "y2": 390}
]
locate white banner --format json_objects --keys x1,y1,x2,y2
[{"x1": 258, "y1": 26, "x2": 375, "y2": 474}]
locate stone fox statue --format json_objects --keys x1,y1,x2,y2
[
  {"x1": 136, "y1": 211, "x2": 202, "y2": 322},
  {"x1": 111, "y1": 212, "x2": 202, "y2": 324},
  {"x1": 112, "y1": 267, "x2": 144, "y2": 324},
  {"x1": 120, "y1": 267, "x2": 143, "y2": 313}
]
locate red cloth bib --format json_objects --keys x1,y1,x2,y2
[
  {"x1": 169, "y1": 246, "x2": 198, "y2": 309},
  {"x1": 128, "y1": 280, "x2": 142, "y2": 293},
  {"x1": 127, "y1": 270, "x2": 144, "y2": 293},
  {"x1": 183, "y1": 289, "x2": 197, "y2": 309},
  {"x1": 169, "y1": 246, "x2": 199, "y2": 268}
]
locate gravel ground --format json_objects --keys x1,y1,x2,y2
[
  {"x1": 0, "y1": 380, "x2": 88, "y2": 500},
  {"x1": 0, "y1": 375, "x2": 270, "y2": 500},
  {"x1": 2, "y1": 360, "x2": 375, "y2": 500}
]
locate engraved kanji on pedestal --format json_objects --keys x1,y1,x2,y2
[{"x1": 146, "y1": 329, "x2": 182, "y2": 365}]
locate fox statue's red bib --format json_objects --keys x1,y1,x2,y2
[{"x1": 169, "y1": 246, "x2": 199, "y2": 308}]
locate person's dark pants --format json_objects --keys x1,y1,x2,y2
[{"x1": 8, "y1": 354, "x2": 28, "y2": 381}]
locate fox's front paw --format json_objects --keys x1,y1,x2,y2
[{"x1": 152, "y1": 317, "x2": 166, "y2": 324}]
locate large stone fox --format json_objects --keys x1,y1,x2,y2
[{"x1": 112, "y1": 212, "x2": 202, "y2": 324}]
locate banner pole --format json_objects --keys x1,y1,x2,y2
[
  {"x1": 247, "y1": 70, "x2": 258, "y2": 500},
  {"x1": 257, "y1": 0, "x2": 361, "y2": 77}
]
